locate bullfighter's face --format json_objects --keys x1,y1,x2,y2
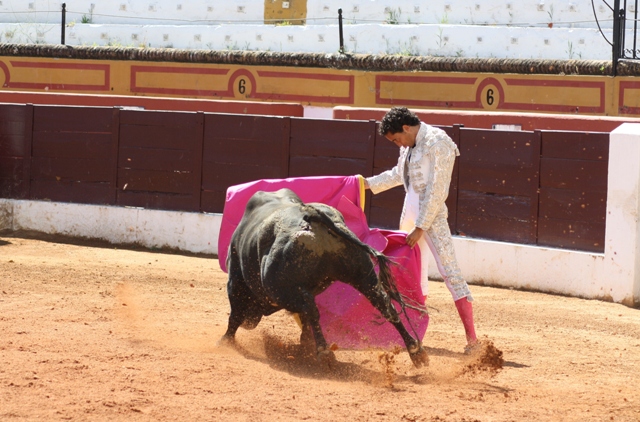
[{"x1": 384, "y1": 124, "x2": 417, "y2": 148}]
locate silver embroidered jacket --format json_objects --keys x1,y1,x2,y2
[{"x1": 366, "y1": 122, "x2": 460, "y2": 230}]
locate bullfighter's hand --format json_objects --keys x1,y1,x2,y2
[{"x1": 406, "y1": 227, "x2": 424, "y2": 248}]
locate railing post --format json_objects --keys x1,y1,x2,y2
[
  {"x1": 612, "y1": 0, "x2": 624, "y2": 76},
  {"x1": 338, "y1": 8, "x2": 345, "y2": 54},
  {"x1": 61, "y1": 3, "x2": 66, "y2": 45}
]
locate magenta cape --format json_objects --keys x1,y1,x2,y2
[{"x1": 217, "y1": 175, "x2": 428, "y2": 349}]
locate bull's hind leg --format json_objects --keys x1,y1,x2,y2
[{"x1": 221, "y1": 266, "x2": 263, "y2": 343}]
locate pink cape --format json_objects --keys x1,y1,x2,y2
[{"x1": 218, "y1": 175, "x2": 428, "y2": 349}]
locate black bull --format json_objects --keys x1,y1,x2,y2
[{"x1": 222, "y1": 188, "x2": 429, "y2": 367}]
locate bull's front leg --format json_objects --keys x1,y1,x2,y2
[
  {"x1": 296, "y1": 293, "x2": 336, "y2": 366},
  {"x1": 363, "y1": 289, "x2": 429, "y2": 368}
]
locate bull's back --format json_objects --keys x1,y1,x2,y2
[{"x1": 229, "y1": 189, "x2": 302, "y2": 270}]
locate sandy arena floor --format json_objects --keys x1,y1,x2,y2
[{"x1": 1, "y1": 232, "x2": 639, "y2": 421}]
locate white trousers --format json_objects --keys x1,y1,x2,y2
[{"x1": 399, "y1": 185, "x2": 473, "y2": 301}]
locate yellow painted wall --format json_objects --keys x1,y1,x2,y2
[{"x1": 0, "y1": 55, "x2": 636, "y2": 117}]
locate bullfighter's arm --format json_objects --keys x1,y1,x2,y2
[{"x1": 365, "y1": 151, "x2": 404, "y2": 194}]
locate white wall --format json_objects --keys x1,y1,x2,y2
[
  {"x1": 0, "y1": 200, "x2": 221, "y2": 255},
  {"x1": 0, "y1": 0, "x2": 624, "y2": 60},
  {"x1": 2, "y1": 125, "x2": 640, "y2": 306}
]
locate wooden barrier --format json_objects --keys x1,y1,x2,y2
[{"x1": 0, "y1": 103, "x2": 609, "y2": 253}]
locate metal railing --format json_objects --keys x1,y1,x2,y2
[{"x1": 613, "y1": 0, "x2": 640, "y2": 75}]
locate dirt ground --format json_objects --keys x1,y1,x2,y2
[{"x1": 1, "y1": 231, "x2": 639, "y2": 422}]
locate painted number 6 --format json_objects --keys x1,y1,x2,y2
[{"x1": 486, "y1": 88, "x2": 494, "y2": 106}]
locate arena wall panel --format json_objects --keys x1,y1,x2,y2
[
  {"x1": 0, "y1": 104, "x2": 31, "y2": 199},
  {"x1": 29, "y1": 105, "x2": 115, "y2": 205},
  {"x1": 537, "y1": 131, "x2": 609, "y2": 252}
]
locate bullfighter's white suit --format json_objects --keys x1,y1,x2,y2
[{"x1": 366, "y1": 122, "x2": 473, "y2": 302}]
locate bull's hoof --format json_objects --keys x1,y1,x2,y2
[
  {"x1": 317, "y1": 349, "x2": 337, "y2": 369},
  {"x1": 240, "y1": 314, "x2": 263, "y2": 330},
  {"x1": 409, "y1": 346, "x2": 429, "y2": 368},
  {"x1": 216, "y1": 335, "x2": 236, "y2": 347}
]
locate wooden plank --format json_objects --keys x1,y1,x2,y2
[
  {"x1": 193, "y1": 112, "x2": 204, "y2": 212},
  {"x1": 373, "y1": 131, "x2": 398, "y2": 169},
  {"x1": 362, "y1": 120, "x2": 378, "y2": 221},
  {"x1": 118, "y1": 147, "x2": 195, "y2": 171},
  {"x1": 117, "y1": 190, "x2": 197, "y2": 212},
  {"x1": 289, "y1": 119, "x2": 374, "y2": 163},
  {"x1": 32, "y1": 132, "x2": 112, "y2": 158},
  {"x1": 119, "y1": 124, "x2": 197, "y2": 149},
  {"x1": 200, "y1": 189, "x2": 226, "y2": 214},
  {"x1": 447, "y1": 124, "x2": 462, "y2": 233},
  {"x1": 539, "y1": 187, "x2": 607, "y2": 222},
  {"x1": 203, "y1": 138, "x2": 283, "y2": 165},
  {"x1": 369, "y1": 206, "x2": 401, "y2": 230},
  {"x1": 30, "y1": 180, "x2": 112, "y2": 204},
  {"x1": 457, "y1": 190, "x2": 531, "y2": 220},
  {"x1": 22, "y1": 104, "x2": 33, "y2": 199},
  {"x1": 289, "y1": 156, "x2": 368, "y2": 177},
  {"x1": 0, "y1": 157, "x2": 28, "y2": 199},
  {"x1": 280, "y1": 117, "x2": 291, "y2": 180},
  {"x1": 119, "y1": 109, "x2": 199, "y2": 127},
  {"x1": 290, "y1": 117, "x2": 375, "y2": 146},
  {"x1": 541, "y1": 131, "x2": 609, "y2": 161},
  {"x1": 540, "y1": 158, "x2": 608, "y2": 191},
  {"x1": 109, "y1": 107, "x2": 120, "y2": 205},
  {"x1": 205, "y1": 114, "x2": 291, "y2": 140},
  {"x1": 31, "y1": 157, "x2": 112, "y2": 182},
  {"x1": 369, "y1": 188, "x2": 404, "y2": 229},
  {"x1": 201, "y1": 163, "x2": 288, "y2": 191},
  {"x1": 0, "y1": 134, "x2": 28, "y2": 156},
  {"x1": 538, "y1": 217, "x2": 605, "y2": 253},
  {"x1": 458, "y1": 162, "x2": 536, "y2": 196},
  {"x1": 459, "y1": 129, "x2": 538, "y2": 201},
  {"x1": 0, "y1": 176, "x2": 27, "y2": 198},
  {"x1": 33, "y1": 105, "x2": 112, "y2": 133},
  {"x1": 456, "y1": 214, "x2": 534, "y2": 244},
  {"x1": 528, "y1": 130, "x2": 542, "y2": 245},
  {"x1": 290, "y1": 135, "x2": 373, "y2": 159},
  {"x1": 117, "y1": 168, "x2": 193, "y2": 195},
  {"x1": 0, "y1": 156, "x2": 23, "y2": 178},
  {"x1": 0, "y1": 121, "x2": 27, "y2": 136},
  {"x1": 0, "y1": 104, "x2": 29, "y2": 124},
  {"x1": 459, "y1": 128, "x2": 538, "y2": 167}
]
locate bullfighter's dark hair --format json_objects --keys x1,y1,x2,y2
[{"x1": 378, "y1": 106, "x2": 421, "y2": 135}]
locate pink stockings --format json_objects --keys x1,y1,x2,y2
[{"x1": 454, "y1": 297, "x2": 477, "y2": 345}]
